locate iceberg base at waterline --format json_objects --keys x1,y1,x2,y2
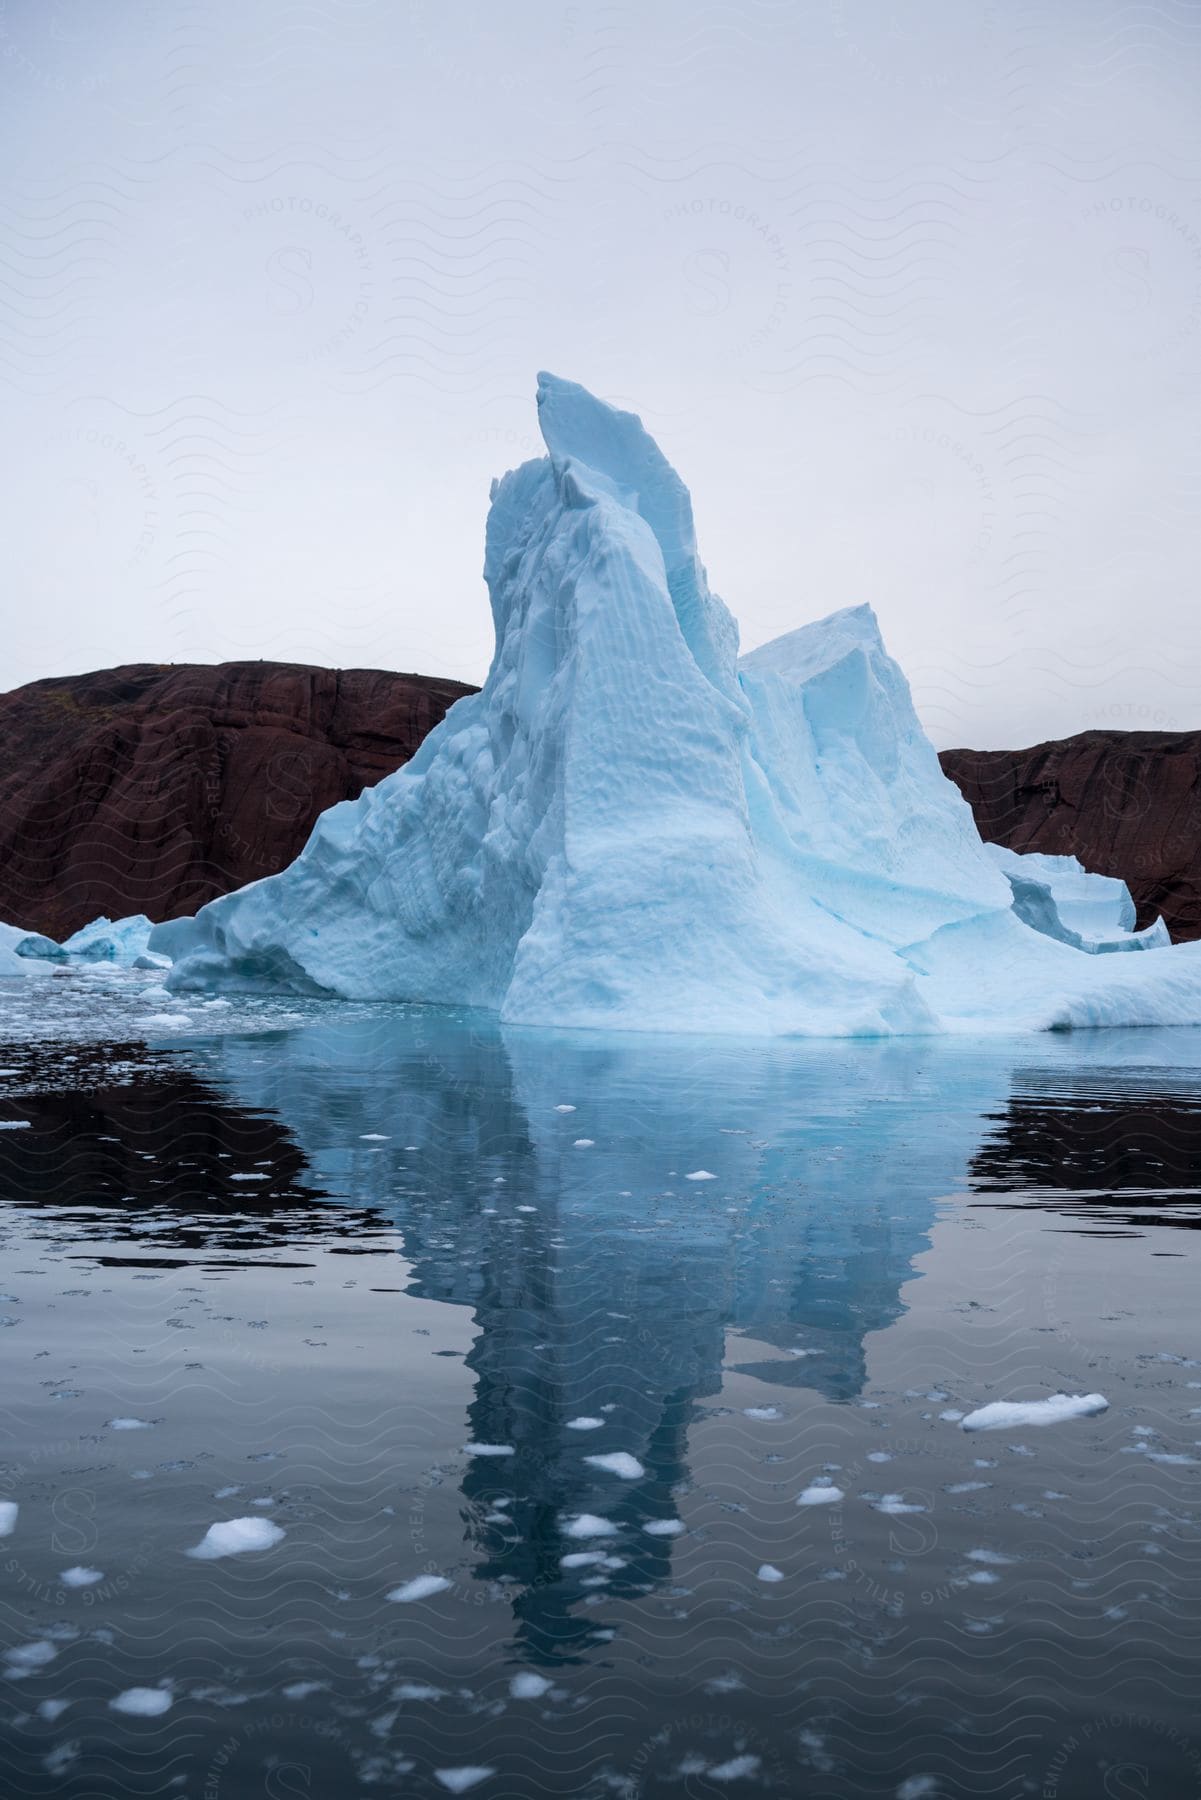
[{"x1": 150, "y1": 373, "x2": 1201, "y2": 1038}]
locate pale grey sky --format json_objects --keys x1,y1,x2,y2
[{"x1": 3, "y1": 0, "x2": 1200, "y2": 748}]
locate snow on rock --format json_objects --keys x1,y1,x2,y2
[
  {"x1": 961, "y1": 1393, "x2": 1109, "y2": 1432},
  {"x1": 186, "y1": 1517, "x2": 285, "y2": 1559},
  {"x1": 152, "y1": 374, "x2": 1201, "y2": 1037}
]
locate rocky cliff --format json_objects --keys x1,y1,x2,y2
[
  {"x1": 0, "y1": 662, "x2": 475, "y2": 940},
  {"x1": 940, "y1": 732, "x2": 1201, "y2": 942}
]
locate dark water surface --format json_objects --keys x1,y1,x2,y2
[{"x1": 0, "y1": 987, "x2": 1199, "y2": 1798}]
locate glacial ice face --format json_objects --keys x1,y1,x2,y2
[{"x1": 153, "y1": 373, "x2": 1201, "y2": 1036}]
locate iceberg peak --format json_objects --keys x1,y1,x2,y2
[{"x1": 152, "y1": 375, "x2": 1201, "y2": 1038}]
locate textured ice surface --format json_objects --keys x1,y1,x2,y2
[
  {"x1": 151, "y1": 374, "x2": 1201, "y2": 1036},
  {"x1": 960, "y1": 1393, "x2": 1109, "y2": 1432}
]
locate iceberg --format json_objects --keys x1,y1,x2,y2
[
  {"x1": 153, "y1": 374, "x2": 1201, "y2": 1036},
  {"x1": 61, "y1": 914, "x2": 163, "y2": 967}
]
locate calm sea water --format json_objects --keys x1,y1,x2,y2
[{"x1": 1, "y1": 970, "x2": 1199, "y2": 1798}]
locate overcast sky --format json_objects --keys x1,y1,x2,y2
[{"x1": 3, "y1": 0, "x2": 1200, "y2": 748}]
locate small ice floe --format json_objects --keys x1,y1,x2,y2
[
  {"x1": 110, "y1": 1687, "x2": 172, "y2": 1717},
  {"x1": 756, "y1": 1564, "x2": 784, "y2": 1582},
  {"x1": 966, "y1": 1549, "x2": 1013, "y2": 1566},
  {"x1": 560, "y1": 1551, "x2": 608, "y2": 1569},
  {"x1": 37, "y1": 1700, "x2": 70, "y2": 1721},
  {"x1": 961, "y1": 1394, "x2": 1109, "y2": 1432},
  {"x1": 707, "y1": 1754, "x2": 761, "y2": 1781},
  {"x1": 434, "y1": 1768, "x2": 495, "y2": 1793},
  {"x1": 866, "y1": 1451, "x2": 893, "y2": 1463},
  {"x1": 0, "y1": 1120, "x2": 30, "y2": 1130},
  {"x1": 684, "y1": 1170, "x2": 716, "y2": 1182},
  {"x1": 4, "y1": 1640, "x2": 57, "y2": 1677},
  {"x1": 742, "y1": 1407, "x2": 782, "y2": 1421},
  {"x1": 939, "y1": 1409, "x2": 965, "y2": 1422},
  {"x1": 186, "y1": 1517, "x2": 285, "y2": 1559},
  {"x1": 584, "y1": 1453, "x2": 644, "y2": 1480},
  {"x1": 872, "y1": 1494, "x2": 926, "y2": 1515},
  {"x1": 394, "y1": 1682, "x2": 445, "y2": 1701},
  {"x1": 509, "y1": 1672, "x2": 552, "y2": 1699},
  {"x1": 897, "y1": 1779, "x2": 939, "y2": 1799},
  {"x1": 463, "y1": 1444, "x2": 515, "y2": 1458},
  {"x1": 566, "y1": 1417, "x2": 604, "y2": 1431},
  {"x1": 59, "y1": 1567, "x2": 103, "y2": 1588},
  {"x1": 796, "y1": 1482, "x2": 843, "y2": 1506},
  {"x1": 554, "y1": 1105, "x2": 576, "y2": 1113},
  {"x1": 229, "y1": 1173, "x2": 269, "y2": 1182},
  {"x1": 107, "y1": 1418, "x2": 155, "y2": 1432},
  {"x1": 387, "y1": 1575, "x2": 452, "y2": 1603},
  {"x1": 282, "y1": 1681, "x2": 326, "y2": 1700},
  {"x1": 642, "y1": 1519, "x2": 684, "y2": 1536},
  {"x1": 360, "y1": 1133, "x2": 389, "y2": 1141},
  {"x1": 572, "y1": 1139, "x2": 595, "y2": 1148},
  {"x1": 0, "y1": 1501, "x2": 17, "y2": 1537},
  {"x1": 561, "y1": 1514, "x2": 617, "y2": 1539},
  {"x1": 135, "y1": 1014, "x2": 192, "y2": 1030}
]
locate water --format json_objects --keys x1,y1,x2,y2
[{"x1": 1, "y1": 972, "x2": 1199, "y2": 1798}]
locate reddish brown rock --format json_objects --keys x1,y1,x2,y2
[
  {"x1": 940, "y1": 732, "x2": 1201, "y2": 942},
  {"x1": 0, "y1": 662, "x2": 476, "y2": 941}
]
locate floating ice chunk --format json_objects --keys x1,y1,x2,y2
[
  {"x1": 0, "y1": 1120, "x2": 30, "y2": 1130},
  {"x1": 561, "y1": 1514, "x2": 618, "y2": 1539},
  {"x1": 37, "y1": 1699, "x2": 70, "y2": 1721},
  {"x1": 560, "y1": 1551, "x2": 608, "y2": 1569},
  {"x1": 107, "y1": 1417, "x2": 154, "y2": 1431},
  {"x1": 642, "y1": 1519, "x2": 685, "y2": 1536},
  {"x1": 966, "y1": 1548, "x2": 1014, "y2": 1566},
  {"x1": 797, "y1": 1483, "x2": 843, "y2": 1506},
  {"x1": 756, "y1": 1564, "x2": 784, "y2": 1582},
  {"x1": 463, "y1": 1444, "x2": 515, "y2": 1457},
  {"x1": 896, "y1": 1780, "x2": 939, "y2": 1799},
  {"x1": 394, "y1": 1682, "x2": 445, "y2": 1700},
  {"x1": 59, "y1": 1567, "x2": 103, "y2": 1588},
  {"x1": 584, "y1": 1452, "x2": 644, "y2": 1479},
  {"x1": 360, "y1": 1133, "x2": 390, "y2": 1140},
  {"x1": 573, "y1": 1139, "x2": 595, "y2": 1148},
  {"x1": 743, "y1": 1407, "x2": 782, "y2": 1421},
  {"x1": 110, "y1": 1687, "x2": 172, "y2": 1717},
  {"x1": 708, "y1": 1755, "x2": 761, "y2": 1781},
  {"x1": 873, "y1": 1494, "x2": 926, "y2": 1515},
  {"x1": 684, "y1": 1170, "x2": 716, "y2": 1181},
  {"x1": 387, "y1": 1575, "x2": 452, "y2": 1603},
  {"x1": 510, "y1": 1673, "x2": 552, "y2": 1699},
  {"x1": 866, "y1": 1451, "x2": 893, "y2": 1463},
  {"x1": 554, "y1": 1105, "x2": 576, "y2": 1113},
  {"x1": 0, "y1": 1501, "x2": 17, "y2": 1536},
  {"x1": 961, "y1": 1394, "x2": 1109, "y2": 1432},
  {"x1": 4, "y1": 1640, "x2": 57, "y2": 1676},
  {"x1": 566, "y1": 1417, "x2": 605, "y2": 1431},
  {"x1": 434, "y1": 1768, "x2": 495, "y2": 1793},
  {"x1": 282, "y1": 1681, "x2": 326, "y2": 1699},
  {"x1": 186, "y1": 1517, "x2": 285, "y2": 1559}
]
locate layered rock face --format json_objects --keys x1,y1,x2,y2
[
  {"x1": 940, "y1": 733, "x2": 1201, "y2": 943},
  {"x1": 0, "y1": 662, "x2": 475, "y2": 939}
]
